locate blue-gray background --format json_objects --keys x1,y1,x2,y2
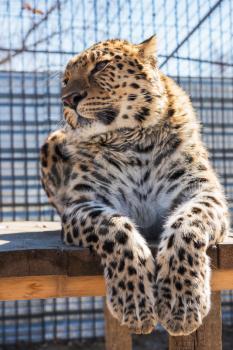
[{"x1": 0, "y1": 0, "x2": 232, "y2": 345}]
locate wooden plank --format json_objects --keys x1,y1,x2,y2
[
  {"x1": 211, "y1": 269, "x2": 233, "y2": 291},
  {"x1": 0, "y1": 222, "x2": 104, "y2": 278},
  {"x1": 0, "y1": 224, "x2": 232, "y2": 278},
  {"x1": 0, "y1": 248, "x2": 103, "y2": 278},
  {"x1": 0, "y1": 222, "x2": 231, "y2": 350},
  {"x1": 0, "y1": 221, "x2": 60, "y2": 234},
  {"x1": 104, "y1": 302, "x2": 132, "y2": 350},
  {"x1": 0, "y1": 275, "x2": 105, "y2": 300},
  {"x1": 169, "y1": 292, "x2": 222, "y2": 350},
  {"x1": 0, "y1": 267, "x2": 232, "y2": 301},
  {"x1": 1, "y1": 222, "x2": 233, "y2": 253},
  {"x1": 0, "y1": 222, "x2": 232, "y2": 299},
  {"x1": 0, "y1": 223, "x2": 67, "y2": 251},
  {"x1": 218, "y1": 241, "x2": 233, "y2": 269}
]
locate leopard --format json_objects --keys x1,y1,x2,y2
[{"x1": 40, "y1": 36, "x2": 230, "y2": 336}]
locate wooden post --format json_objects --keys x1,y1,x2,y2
[
  {"x1": 169, "y1": 292, "x2": 222, "y2": 350},
  {"x1": 104, "y1": 301, "x2": 132, "y2": 350}
]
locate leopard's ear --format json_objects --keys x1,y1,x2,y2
[{"x1": 136, "y1": 35, "x2": 157, "y2": 60}]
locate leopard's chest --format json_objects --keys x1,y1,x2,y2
[
  {"x1": 117, "y1": 165, "x2": 169, "y2": 238},
  {"x1": 95, "y1": 147, "x2": 173, "y2": 238},
  {"x1": 72, "y1": 140, "x2": 177, "y2": 239}
]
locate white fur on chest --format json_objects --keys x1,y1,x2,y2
[
  {"x1": 109, "y1": 160, "x2": 173, "y2": 235},
  {"x1": 70, "y1": 130, "x2": 178, "y2": 236}
]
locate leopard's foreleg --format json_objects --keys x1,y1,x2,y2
[
  {"x1": 40, "y1": 131, "x2": 157, "y2": 334},
  {"x1": 155, "y1": 182, "x2": 229, "y2": 335}
]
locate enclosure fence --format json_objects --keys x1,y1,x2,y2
[{"x1": 0, "y1": 0, "x2": 233, "y2": 345}]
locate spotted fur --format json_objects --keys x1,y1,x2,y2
[{"x1": 40, "y1": 36, "x2": 229, "y2": 335}]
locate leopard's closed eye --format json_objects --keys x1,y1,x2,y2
[{"x1": 91, "y1": 60, "x2": 110, "y2": 75}]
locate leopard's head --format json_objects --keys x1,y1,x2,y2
[{"x1": 62, "y1": 36, "x2": 166, "y2": 135}]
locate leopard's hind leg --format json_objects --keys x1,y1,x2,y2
[{"x1": 40, "y1": 129, "x2": 71, "y2": 214}]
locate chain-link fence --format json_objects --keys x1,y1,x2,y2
[{"x1": 0, "y1": 0, "x2": 232, "y2": 346}]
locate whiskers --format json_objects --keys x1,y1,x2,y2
[{"x1": 45, "y1": 70, "x2": 63, "y2": 86}]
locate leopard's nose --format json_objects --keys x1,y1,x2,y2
[{"x1": 62, "y1": 91, "x2": 87, "y2": 109}]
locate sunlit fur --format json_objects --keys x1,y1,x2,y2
[{"x1": 40, "y1": 36, "x2": 229, "y2": 335}]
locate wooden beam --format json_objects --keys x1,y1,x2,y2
[
  {"x1": 0, "y1": 222, "x2": 232, "y2": 350},
  {"x1": 0, "y1": 223, "x2": 233, "y2": 279},
  {"x1": 104, "y1": 302, "x2": 132, "y2": 350},
  {"x1": 0, "y1": 266, "x2": 232, "y2": 301},
  {"x1": 0, "y1": 275, "x2": 105, "y2": 300},
  {"x1": 169, "y1": 292, "x2": 222, "y2": 350},
  {"x1": 211, "y1": 269, "x2": 233, "y2": 291}
]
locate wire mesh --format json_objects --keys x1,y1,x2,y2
[
  {"x1": 0, "y1": 298, "x2": 104, "y2": 344},
  {"x1": 0, "y1": 0, "x2": 232, "y2": 345}
]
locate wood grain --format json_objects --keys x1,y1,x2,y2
[
  {"x1": 169, "y1": 292, "x2": 222, "y2": 350},
  {"x1": 0, "y1": 222, "x2": 233, "y2": 279},
  {"x1": 0, "y1": 222, "x2": 232, "y2": 349},
  {"x1": 211, "y1": 269, "x2": 233, "y2": 291},
  {"x1": 0, "y1": 221, "x2": 232, "y2": 301},
  {"x1": 0, "y1": 267, "x2": 231, "y2": 301},
  {"x1": 0, "y1": 275, "x2": 106, "y2": 300},
  {"x1": 104, "y1": 302, "x2": 132, "y2": 350}
]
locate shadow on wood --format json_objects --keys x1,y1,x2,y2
[
  {"x1": 105, "y1": 301, "x2": 132, "y2": 350},
  {"x1": 169, "y1": 292, "x2": 222, "y2": 350}
]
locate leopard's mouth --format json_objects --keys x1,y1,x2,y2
[{"x1": 63, "y1": 101, "x2": 95, "y2": 127}]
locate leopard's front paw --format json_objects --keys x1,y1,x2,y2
[
  {"x1": 63, "y1": 107, "x2": 78, "y2": 129},
  {"x1": 105, "y1": 249, "x2": 157, "y2": 334},
  {"x1": 155, "y1": 246, "x2": 211, "y2": 335}
]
